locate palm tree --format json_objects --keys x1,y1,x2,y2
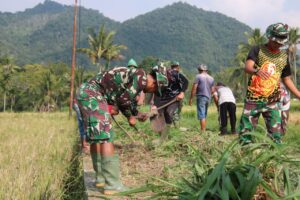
[
  {"x1": 77, "y1": 25, "x2": 127, "y2": 72},
  {"x1": 0, "y1": 56, "x2": 20, "y2": 112},
  {"x1": 235, "y1": 28, "x2": 267, "y2": 66},
  {"x1": 235, "y1": 28, "x2": 267, "y2": 96},
  {"x1": 104, "y1": 44, "x2": 127, "y2": 69},
  {"x1": 288, "y1": 27, "x2": 300, "y2": 86},
  {"x1": 77, "y1": 26, "x2": 106, "y2": 72}
]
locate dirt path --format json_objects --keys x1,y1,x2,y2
[{"x1": 83, "y1": 141, "x2": 177, "y2": 200}]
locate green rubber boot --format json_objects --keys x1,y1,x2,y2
[
  {"x1": 91, "y1": 153, "x2": 105, "y2": 188},
  {"x1": 102, "y1": 155, "x2": 128, "y2": 195},
  {"x1": 239, "y1": 134, "x2": 252, "y2": 146},
  {"x1": 272, "y1": 133, "x2": 282, "y2": 144}
]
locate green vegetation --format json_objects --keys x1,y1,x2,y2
[
  {"x1": 114, "y1": 104, "x2": 300, "y2": 199},
  {"x1": 77, "y1": 25, "x2": 127, "y2": 72},
  {"x1": 1, "y1": 1, "x2": 300, "y2": 199},
  {"x1": 1, "y1": 104, "x2": 300, "y2": 199},
  {"x1": 0, "y1": 61, "x2": 64, "y2": 111},
  {"x1": 116, "y1": 2, "x2": 251, "y2": 71},
  {"x1": 0, "y1": 0, "x2": 119, "y2": 67},
  {"x1": 0, "y1": 1, "x2": 250, "y2": 71}
]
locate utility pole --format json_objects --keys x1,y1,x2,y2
[
  {"x1": 294, "y1": 52, "x2": 297, "y2": 87},
  {"x1": 69, "y1": 0, "x2": 78, "y2": 117}
]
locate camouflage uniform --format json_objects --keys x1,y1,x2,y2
[
  {"x1": 279, "y1": 82, "x2": 290, "y2": 135},
  {"x1": 239, "y1": 45, "x2": 291, "y2": 143},
  {"x1": 153, "y1": 68, "x2": 189, "y2": 125},
  {"x1": 77, "y1": 67, "x2": 147, "y2": 143}
]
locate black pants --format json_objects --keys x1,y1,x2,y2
[
  {"x1": 219, "y1": 102, "x2": 236, "y2": 134},
  {"x1": 154, "y1": 97, "x2": 179, "y2": 125}
]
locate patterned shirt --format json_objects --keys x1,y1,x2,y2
[
  {"x1": 246, "y1": 45, "x2": 291, "y2": 102},
  {"x1": 82, "y1": 67, "x2": 147, "y2": 117}
]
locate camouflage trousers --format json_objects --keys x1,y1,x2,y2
[
  {"x1": 280, "y1": 110, "x2": 289, "y2": 135},
  {"x1": 239, "y1": 100, "x2": 282, "y2": 141},
  {"x1": 77, "y1": 84, "x2": 114, "y2": 144},
  {"x1": 279, "y1": 100, "x2": 290, "y2": 135}
]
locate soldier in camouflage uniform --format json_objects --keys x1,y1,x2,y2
[
  {"x1": 151, "y1": 61, "x2": 189, "y2": 142},
  {"x1": 239, "y1": 23, "x2": 300, "y2": 145},
  {"x1": 76, "y1": 65, "x2": 168, "y2": 195}
]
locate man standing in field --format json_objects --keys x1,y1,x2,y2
[
  {"x1": 76, "y1": 65, "x2": 168, "y2": 195},
  {"x1": 189, "y1": 64, "x2": 214, "y2": 131},
  {"x1": 239, "y1": 23, "x2": 300, "y2": 145},
  {"x1": 151, "y1": 61, "x2": 189, "y2": 142}
]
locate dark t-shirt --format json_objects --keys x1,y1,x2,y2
[{"x1": 246, "y1": 45, "x2": 291, "y2": 102}]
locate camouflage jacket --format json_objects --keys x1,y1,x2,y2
[
  {"x1": 156, "y1": 68, "x2": 189, "y2": 100},
  {"x1": 84, "y1": 67, "x2": 147, "y2": 117}
]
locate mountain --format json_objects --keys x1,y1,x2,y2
[
  {"x1": 0, "y1": 0, "x2": 119, "y2": 65},
  {"x1": 0, "y1": 1, "x2": 251, "y2": 71},
  {"x1": 116, "y1": 2, "x2": 251, "y2": 71}
]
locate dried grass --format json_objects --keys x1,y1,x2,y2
[{"x1": 0, "y1": 112, "x2": 78, "y2": 200}]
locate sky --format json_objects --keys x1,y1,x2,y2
[{"x1": 1, "y1": 0, "x2": 300, "y2": 30}]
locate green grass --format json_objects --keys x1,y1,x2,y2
[{"x1": 116, "y1": 103, "x2": 300, "y2": 199}]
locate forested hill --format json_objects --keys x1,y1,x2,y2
[
  {"x1": 116, "y1": 2, "x2": 251, "y2": 71},
  {"x1": 0, "y1": 0, "x2": 120, "y2": 65},
  {"x1": 0, "y1": 0, "x2": 252, "y2": 71}
]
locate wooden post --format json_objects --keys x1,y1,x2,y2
[{"x1": 69, "y1": 0, "x2": 78, "y2": 118}]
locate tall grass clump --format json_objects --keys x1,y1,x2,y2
[
  {"x1": 116, "y1": 129, "x2": 300, "y2": 200},
  {"x1": 0, "y1": 112, "x2": 84, "y2": 199}
]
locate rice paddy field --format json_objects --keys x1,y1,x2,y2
[
  {"x1": 1, "y1": 101, "x2": 300, "y2": 199},
  {"x1": 0, "y1": 112, "x2": 84, "y2": 200}
]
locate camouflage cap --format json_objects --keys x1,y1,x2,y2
[
  {"x1": 152, "y1": 64, "x2": 168, "y2": 96},
  {"x1": 266, "y1": 23, "x2": 289, "y2": 45}
]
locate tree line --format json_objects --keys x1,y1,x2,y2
[{"x1": 0, "y1": 25, "x2": 299, "y2": 112}]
